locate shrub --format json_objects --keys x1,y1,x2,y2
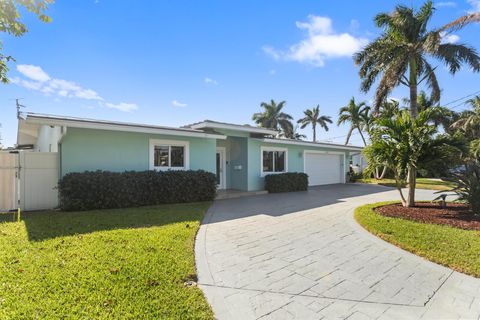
[
  {"x1": 264, "y1": 172, "x2": 308, "y2": 193},
  {"x1": 445, "y1": 160, "x2": 480, "y2": 214},
  {"x1": 58, "y1": 170, "x2": 217, "y2": 211}
]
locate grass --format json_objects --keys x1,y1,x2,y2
[
  {"x1": 0, "y1": 203, "x2": 214, "y2": 319},
  {"x1": 355, "y1": 202, "x2": 480, "y2": 278},
  {"x1": 356, "y1": 177, "x2": 454, "y2": 191}
]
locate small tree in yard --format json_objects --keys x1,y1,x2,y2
[
  {"x1": 364, "y1": 108, "x2": 459, "y2": 207},
  {"x1": 446, "y1": 161, "x2": 480, "y2": 214}
]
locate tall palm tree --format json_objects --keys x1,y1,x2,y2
[
  {"x1": 281, "y1": 125, "x2": 307, "y2": 140},
  {"x1": 337, "y1": 97, "x2": 369, "y2": 145},
  {"x1": 297, "y1": 105, "x2": 332, "y2": 142},
  {"x1": 354, "y1": 1, "x2": 480, "y2": 117},
  {"x1": 355, "y1": 1, "x2": 480, "y2": 207},
  {"x1": 252, "y1": 100, "x2": 294, "y2": 136}
]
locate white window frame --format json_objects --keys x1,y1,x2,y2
[
  {"x1": 260, "y1": 146, "x2": 288, "y2": 176},
  {"x1": 149, "y1": 139, "x2": 190, "y2": 171}
]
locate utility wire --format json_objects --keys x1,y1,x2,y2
[{"x1": 321, "y1": 89, "x2": 480, "y2": 142}]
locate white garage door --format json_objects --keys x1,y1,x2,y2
[{"x1": 304, "y1": 152, "x2": 343, "y2": 186}]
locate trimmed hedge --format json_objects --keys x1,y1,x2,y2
[
  {"x1": 58, "y1": 170, "x2": 217, "y2": 211},
  {"x1": 264, "y1": 172, "x2": 309, "y2": 193}
]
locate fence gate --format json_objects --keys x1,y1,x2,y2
[{"x1": 0, "y1": 152, "x2": 18, "y2": 211}]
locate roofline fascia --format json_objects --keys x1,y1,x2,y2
[
  {"x1": 25, "y1": 116, "x2": 227, "y2": 140},
  {"x1": 253, "y1": 138, "x2": 363, "y2": 151},
  {"x1": 189, "y1": 122, "x2": 277, "y2": 135}
]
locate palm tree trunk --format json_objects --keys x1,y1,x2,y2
[
  {"x1": 358, "y1": 128, "x2": 367, "y2": 146},
  {"x1": 407, "y1": 58, "x2": 418, "y2": 206},
  {"x1": 406, "y1": 165, "x2": 416, "y2": 207},
  {"x1": 409, "y1": 58, "x2": 419, "y2": 118},
  {"x1": 345, "y1": 127, "x2": 353, "y2": 145},
  {"x1": 313, "y1": 124, "x2": 316, "y2": 142}
]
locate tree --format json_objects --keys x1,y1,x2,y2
[
  {"x1": 0, "y1": 0, "x2": 53, "y2": 83},
  {"x1": 281, "y1": 125, "x2": 306, "y2": 140},
  {"x1": 355, "y1": 1, "x2": 480, "y2": 206},
  {"x1": 452, "y1": 96, "x2": 480, "y2": 137},
  {"x1": 297, "y1": 105, "x2": 332, "y2": 142},
  {"x1": 337, "y1": 97, "x2": 369, "y2": 145},
  {"x1": 252, "y1": 100, "x2": 294, "y2": 136},
  {"x1": 364, "y1": 108, "x2": 458, "y2": 207},
  {"x1": 355, "y1": 1, "x2": 480, "y2": 117}
]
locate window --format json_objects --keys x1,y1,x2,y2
[
  {"x1": 150, "y1": 140, "x2": 189, "y2": 170},
  {"x1": 262, "y1": 148, "x2": 287, "y2": 175}
]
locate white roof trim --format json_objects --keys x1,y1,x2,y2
[
  {"x1": 189, "y1": 121, "x2": 277, "y2": 135},
  {"x1": 254, "y1": 138, "x2": 363, "y2": 151},
  {"x1": 25, "y1": 114, "x2": 227, "y2": 140}
]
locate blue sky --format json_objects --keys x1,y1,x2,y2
[{"x1": 1, "y1": 0, "x2": 479, "y2": 147}]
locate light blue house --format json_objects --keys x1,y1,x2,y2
[{"x1": 17, "y1": 113, "x2": 362, "y2": 191}]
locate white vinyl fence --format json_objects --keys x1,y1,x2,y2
[
  {"x1": 0, "y1": 151, "x2": 59, "y2": 211},
  {"x1": 0, "y1": 152, "x2": 17, "y2": 211}
]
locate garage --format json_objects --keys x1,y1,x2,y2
[{"x1": 304, "y1": 152, "x2": 343, "y2": 186}]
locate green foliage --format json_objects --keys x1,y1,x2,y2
[
  {"x1": 297, "y1": 105, "x2": 332, "y2": 142},
  {"x1": 0, "y1": 203, "x2": 214, "y2": 319},
  {"x1": 0, "y1": 0, "x2": 53, "y2": 83},
  {"x1": 354, "y1": 1, "x2": 480, "y2": 115},
  {"x1": 264, "y1": 172, "x2": 308, "y2": 193},
  {"x1": 252, "y1": 100, "x2": 293, "y2": 136},
  {"x1": 445, "y1": 161, "x2": 480, "y2": 214},
  {"x1": 337, "y1": 97, "x2": 369, "y2": 145},
  {"x1": 355, "y1": 202, "x2": 480, "y2": 278},
  {"x1": 58, "y1": 170, "x2": 217, "y2": 211},
  {"x1": 364, "y1": 108, "x2": 462, "y2": 204}
]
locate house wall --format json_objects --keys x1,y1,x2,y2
[
  {"x1": 60, "y1": 128, "x2": 216, "y2": 176},
  {"x1": 36, "y1": 125, "x2": 62, "y2": 152},
  {"x1": 247, "y1": 139, "x2": 351, "y2": 191}
]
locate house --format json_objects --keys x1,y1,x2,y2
[{"x1": 16, "y1": 113, "x2": 362, "y2": 195}]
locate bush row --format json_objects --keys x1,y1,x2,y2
[
  {"x1": 264, "y1": 172, "x2": 309, "y2": 193},
  {"x1": 58, "y1": 170, "x2": 217, "y2": 211}
]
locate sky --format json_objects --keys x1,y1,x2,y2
[{"x1": 0, "y1": 0, "x2": 479, "y2": 147}]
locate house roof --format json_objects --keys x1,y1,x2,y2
[
  {"x1": 254, "y1": 137, "x2": 363, "y2": 152},
  {"x1": 185, "y1": 120, "x2": 278, "y2": 135},
  {"x1": 19, "y1": 113, "x2": 227, "y2": 141}
]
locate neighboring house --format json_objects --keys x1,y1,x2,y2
[{"x1": 17, "y1": 113, "x2": 362, "y2": 193}]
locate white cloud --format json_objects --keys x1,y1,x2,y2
[
  {"x1": 12, "y1": 64, "x2": 137, "y2": 112},
  {"x1": 172, "y1": 100, "x2": 187, "y2": 107},
  {"x1": 467, "y1": 0, "x2": 480, "y2": 12},
  {"x1": 440, "y1": 31, "x2": 460, "y2": 43},
  {"x1": 204, "y1": 77, "x2": 218, "y2": 85},
  {"x1": 435, "y1": 1, "x2": 457, "y2": 7},
  {"x1": 17, "y1": 64, "x2": 50, "y2": 82},
  {"x1": 263, "y1": 15, "x2": 368, "y2": 67},
  {"x1": 104, "y1": 102, "x2": 138, "y2": 112}
]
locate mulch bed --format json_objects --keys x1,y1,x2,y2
[{"x1": 375, "y1": 203, "x2": 480, "y2": 231}]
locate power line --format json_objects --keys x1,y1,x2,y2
[{"x1": 321, "y1": 89, "x2": 480, "y2": 142}]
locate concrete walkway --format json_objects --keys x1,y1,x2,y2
[{"x1": 195, "y1": 184, "x2": 480, "y2": 319}]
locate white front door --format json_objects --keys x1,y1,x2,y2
[{"x1": 216, "y1": 148, "x2": 226, "y2": 189}]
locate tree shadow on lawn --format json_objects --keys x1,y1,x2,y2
[{"x1": 0, "y1": 202, "x2": 210, "y2": 242}]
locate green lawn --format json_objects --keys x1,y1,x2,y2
[
  {"x1": 355, "y1": 202, "x2": 480, "y2": 278},
  {"x1": 0, "y1": 203, "x2": 214, "y2": 319},
  {"x1": 356, "y1": 177, "x2": 454, "y2": 191}
]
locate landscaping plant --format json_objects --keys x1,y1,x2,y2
[{"x1": 446, "y1": 161, "x2": 480, "y2": 214}]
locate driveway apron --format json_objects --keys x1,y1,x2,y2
[{"x1": 195, "y1": 184, "x2": 480, "y2": 319}]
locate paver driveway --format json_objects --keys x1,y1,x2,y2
[{"x1": 195, "y1": 184, "x2": 480, "y2": 319}]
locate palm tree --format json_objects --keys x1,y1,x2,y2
[
  {"x1": 365, "y1": 108, "x2": 454, "y2": 207},
  {"x1": 452, "y1": 96, "x2": 480, "y2": 137},
  {"x1": 281, "y1": 125, "x2": 307, "y2": 140},
  {"x1": 297, "y1": 105, "x2": 332, "y2": 142},
  {"x1": 354, "y1": 1, "x2": 480, "y2": 117},
  {"x1": 337, "y1": 97, "x2": 369, "y2": 145},
  {"x1": 355, "y1": 1, "x2": 480, "y2": 207},
  {"x1": 252, "y1": 100, "x2": 294, "y2": 136}
]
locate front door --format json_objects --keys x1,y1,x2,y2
[{"x1": 216, "y1": 148, "x2": 226, "y2": 189}]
